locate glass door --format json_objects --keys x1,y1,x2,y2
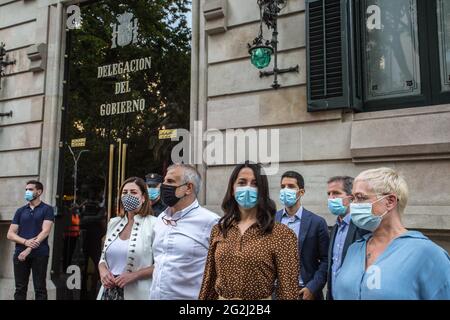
[{"x1": 51, "y1": 0, "x2": 191, "y2": 299}]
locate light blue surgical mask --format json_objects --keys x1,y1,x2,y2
[
  {"x1": 24, "y1": 190, "x2": 35, "y2": 202},
  {"x1": 350, "y1": 195, "x2": 389, "y2": 232},
  {"x1": 148, "y1": 187, "x2": 160, "y2": 201},
  {"x1": 328, "y1": 198, "x2": 348, "y2": 216},
  {"x1": 234, "y1": 186, "x2": 258, "y2": 209},
  {"x1": 279, "y1": 188, "x2": 300, "y2": 208}
]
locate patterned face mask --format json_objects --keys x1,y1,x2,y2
[{"x1": 121, "y1": 194, "x2": 142, "y2": 212}]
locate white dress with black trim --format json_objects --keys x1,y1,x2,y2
[{"x1": 97, "y1": 214, "x2": 157, "y2": 300}]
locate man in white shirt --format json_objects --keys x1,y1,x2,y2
[{"x1": 149, "y1": 164, "x2": 219, "y2": 300}]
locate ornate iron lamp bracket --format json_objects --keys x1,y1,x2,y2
[{"x1": 248, "y1": 0, "x2": 299, "y2": 89}]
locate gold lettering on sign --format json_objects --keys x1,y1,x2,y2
[
  {"x1": 71, "y1": 138, "x2": 86, "y2": 148},
  {"x1": 100, "y1": 99, "x2": 146, "y2": 116},
  {"x1": 158, "y1": 129, "x2": 177, "y2": 140},
  {"x1": 115, "y1": 81, "x2": 131, "y2": 94},
  {"x1": 97, "y1": 57, "x2": 151, "y2": 79}
]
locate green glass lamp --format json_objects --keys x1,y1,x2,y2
[
  {"x1": 249, "y1": 45, "x2": 273, "y2": 69},
  {"x1": 246, "y1": 0, "x2": 298, "y2": 89}
]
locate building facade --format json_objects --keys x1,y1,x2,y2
[
  {"x1": 0, "y1": 0, "x2": 65, "y2": 299},
  {"x1": 196, "y1": 0, "x2": 450, "y2": 252},
  {"x1": 0, "y1": 0, "x2": 449, "y2": 299}
]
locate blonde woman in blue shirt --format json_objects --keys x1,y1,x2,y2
[{"x1": 334, "y1": 167, "x2": 450, "y2": 300}]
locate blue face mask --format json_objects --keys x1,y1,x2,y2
[
  {"x1": 234, "y1": 186, "x2": 258, "y2": 209},
  {"x1": 350, "y1": 196, "x2": 389, "y2": 232},
  {"x1": 24, "y1": 190, "x2": 35, "y2": 202},
  {"x1": 279, "y1": 188, "x2": 299, "y2": 208},
  {"x1": 328, "y1": 198, "x2": 348, "y2": 216},
  {"x1": 148, "y1": 187, "x2": 160, "y2": 201}
]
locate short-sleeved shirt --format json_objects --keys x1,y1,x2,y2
[{"x1": 12, "y1": 202, "x2": 55, "y2": 257}]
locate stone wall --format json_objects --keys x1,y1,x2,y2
[
  {"x1": 0, "y1": 0, "x2": 63, "y2": 299},
  {"x1": 196, "y1": 0, "x2": 450, "y2": 251}
]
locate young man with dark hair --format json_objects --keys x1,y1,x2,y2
[
  {"x1": 276, "y1": 171, "x2": 329, "y2": 300},
  {"x1": 7, "y1": 180, "x2": 55, "y2": 300}
]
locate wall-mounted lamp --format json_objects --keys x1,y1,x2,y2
[
  {"x1": 0, "y1": 42, "x2": 16, "y2": 90},
  {"x1": 248, "y1": 0, "x2": 299, "y2": 89}
]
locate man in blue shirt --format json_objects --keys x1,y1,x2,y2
[
  {"x1": 7, "y1": 180, "x2": 55, "y2": 300},
  {"x1": 326, "y1": 176, "x2": 368, "y2": 300},
  {"x1": 275, "y1": 171, "x2": 329, "y2": 300}
]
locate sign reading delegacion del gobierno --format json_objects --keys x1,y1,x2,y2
[
  {"x1": 97, "y1": 57, "x2": 151, "y2": 79},
  {"x1": 98, "y1": 57, "x2": 151, "y2": 117}
]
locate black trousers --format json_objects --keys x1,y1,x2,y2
[{"x1": 13, "y1": 255, "x2": 49, "y2": 300}]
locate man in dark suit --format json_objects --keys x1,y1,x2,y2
[
  {"x1": 326, "y1": 176, "x2": 369, "y2": 300},
  {"x1": 276, "y1": 171, "x2": 329, "y2": 300}
]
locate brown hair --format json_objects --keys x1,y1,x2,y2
[
  {"x1": 327, "y1": 176, "x2": 354, "y2": 196},
  {"x1": 117, "y1": 177, "x2": 154, "y2": 217},
  {"x1": 26, "y1": 180, "x2": 44, "y2": 191}
]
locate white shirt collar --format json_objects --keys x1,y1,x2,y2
[{"x1": 167, "y1": 199, "x2": 200, "y2": 220}]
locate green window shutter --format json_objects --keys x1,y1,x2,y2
[{"x1": 306, "y1": 0, "x2": 362, "y2": 111}]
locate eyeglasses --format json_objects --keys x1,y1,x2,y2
[
  {"x1": 162, "y1": 215, "x2": 181, "y2": 227},
  {"x1": 352, "y1": 193, "x2": 391, "y2": 203},
  {"x1": 161, "y1": 205, "x2": 199, "y2": 227}
]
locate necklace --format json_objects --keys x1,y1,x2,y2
[{"x1": 366, "y1": 238, "x2": 374, "y2": 261}]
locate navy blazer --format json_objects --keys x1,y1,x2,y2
[
  {"x1": 326, "y1": 220, "x2": 369, "y2": 300},
  {"x1": 275, "y1": 208, "x2": 330, "y2": 299}
]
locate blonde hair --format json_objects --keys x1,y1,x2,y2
[{"x1": 355, "y1": 167, "x2": 409, "y2": 214}]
